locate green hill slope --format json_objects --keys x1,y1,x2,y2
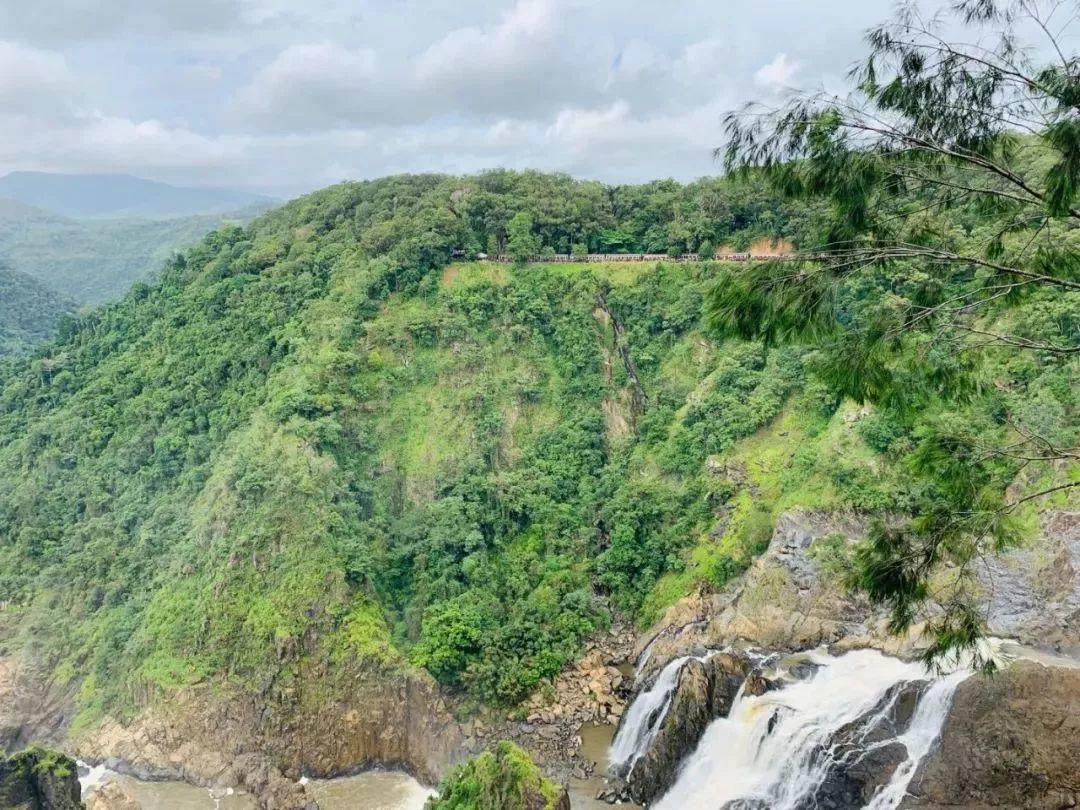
[
  {"x1": 0, "y1": 200, "x2": 270, "y2": 305},
  {"x1": 0, "y1": 174, "x2": 893, "y2": 730},
  {"x1": 0, "y1": 266, "x2": 74, "y2": 357},
  {"x1": 2, "y1": 169, "x2": 1071, "y2": 746}
]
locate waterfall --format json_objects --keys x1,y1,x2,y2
[
  {"x1": 633, "y1": 620, "x2": 710, "y2": 686},
  {"x1": 864, "y1": 668, "x2": 971, "y2": 809},
  {"x1": 77, "y1": 760, "x2": 110, "y2": 794},
  {"x1": 651, "y1": 648, "x2": 970, "y2": 810},
  {"x1": 609, "y1": 655, "x2": 691, "y2": 774}
]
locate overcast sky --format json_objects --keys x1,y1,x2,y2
[{"x1": 0, "y1": 0, "x2": 898, "y2": 197}]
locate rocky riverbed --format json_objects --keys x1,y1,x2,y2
[{"x1": 2, "y1": 508, "x2": 1078, "y2": 809}]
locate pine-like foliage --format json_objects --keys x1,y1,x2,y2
[{"x1": 713, "y1": 0, "x2": 1079, "y2": 666}]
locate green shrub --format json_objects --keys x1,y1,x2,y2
[{"x1": 427, "y1": 741, "x2": 563, "y2": 810}]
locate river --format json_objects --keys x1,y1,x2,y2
[{"x1": 80, "y1": 764, "x2": 434, "y2": 809}]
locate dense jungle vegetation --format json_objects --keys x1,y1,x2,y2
[
  {"x1": 0, "y1": 121, "x2": 1074, "y2": 724},
  {"x1": 0, "y1": 170, "x2": 885, "y2": 724},
  {"x1": 0, "y1": 266, "x2": 74, "y2": 358}
]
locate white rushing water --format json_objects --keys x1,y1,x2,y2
[
  {"x1": 609, "y1": 655, "x2": 692, "y2": 774},
  {"x1": 652, "y1": 648, "x2": 971, "y2": 810}
]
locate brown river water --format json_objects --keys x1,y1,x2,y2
[
  {"x1": 79, "y1": 719, "x2": 640, "y2": 808},
  {"x1": 81, "y1": 767, "x2": 434, "y2": 809}
]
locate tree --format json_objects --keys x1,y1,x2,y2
[
  {"x1": 713, "y1": 0, "x2": 1080, "y2": 667},
  {"x1": 506, "y1": 212, "x2": 541, "y2": 263}
]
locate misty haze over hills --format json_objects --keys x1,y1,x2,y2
[
  {"x1": 0, "y1": 173, "x2": 276, "y2": 311},
  {"x1": 0, "y1": 171, "x2": 276, "y2": 220}
]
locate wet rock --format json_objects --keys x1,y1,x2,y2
[
  {"x1": 902, "y1": 661, "x2": 1080, "y2": 809},
  {"x1": 0, "y1": 748, "x2": 83, "y2": 810},
  {"x1": 785, "y1": 660, "x2": 821, "y2": 681},
  {"x1": 621, "y1": 652, "x2": 751, "y2": 805},
  {"x1": 595, "y1": 779, "x2": 630, "y2": 804}
]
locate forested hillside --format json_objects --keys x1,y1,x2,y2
[
  {"x1": 0, "y1": 172, "x2": 856, "y2": 727},
  {"x1": 0, "y1": 266, "x2": 74, "y2": 357},
  {"x1": 0, "y1": 167, "x2": 1072, "y2": 736},
  {"x1": 0, "y1": 199, "x2": 269, "y2": 305}
]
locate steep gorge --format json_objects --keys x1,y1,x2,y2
[{"x1": 0, "y1": 173, "x2": 1075, "y2": 808}]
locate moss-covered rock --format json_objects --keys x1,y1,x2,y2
[
  {"x1": 0, "y1": 747, "x2": 83, "y2": 810},
  {"x1": 427, "y1": 741, "x2": 569, "y2": 810}
]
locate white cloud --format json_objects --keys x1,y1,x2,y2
[
  {"x1": 673, "y1": 38, "x2": 727, "y2": 85},
  {"x1": 416, "y1": 0, "x2": 557, "y2": 83},
  {"x1": 547, "y1": 101, "x2": 631, "y2": 146},
  {"x1": 754, "y1": 52, "x2": 800, "y2": 88},
  {"x1": 236, "y1": 43, "x2": 379, "y2": 130},
  {"x1": 0, "y1": 41, "x2": 83, "y2": 120},
  {"x1": 410, "y1": 0, "x2": 606, "y2": 119},
  {"x1": 0, "y1": 0, "x2": 902, "y2": 195}
]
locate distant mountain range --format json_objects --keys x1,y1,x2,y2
[
  {"x1": 0, "y1": 175, "x2": 277, "y2": 308},
  {"x1": 0, "y1": 171, "x2": 276, "y2": 220}
]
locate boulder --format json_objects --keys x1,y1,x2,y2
[
  {"x1": 809, "y1": 680, "x2": 927, "y2": 808},
  {"x1": 0, "y1": 748, "x2": 83, "y2": 810},
  {"x1": 85, "y1": 782, "x2": 138, "y2": 810},
  {"x1": 903, "y1": 661, "x2": 1080, "y2": 809}
]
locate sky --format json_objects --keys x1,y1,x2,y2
[{"x1": 0, "y1": 0, "x2": 898, "y2": 197}]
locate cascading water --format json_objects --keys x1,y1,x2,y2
[
  {"x1": 863, "y1": 668, "x2": 971, "y2": 809},
  {"x1": 608, "y1": 655, "x2": 691, "y2": 775},
  {"x1": 650, "y1": 648, "x2": 971, "y2": 810},
  {"x1": 632, "y1": 620, "x2": 708, "y2": 685}
]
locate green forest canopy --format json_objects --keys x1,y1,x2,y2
[
  {"x1": 0, "y1": 162, "x2": 1071, "y2": 730},
  {"x1": 0, "y1": 266, "x2": 74, "y2": 358}
]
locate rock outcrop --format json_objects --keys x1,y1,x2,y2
[
  {"x1": 632, "y1": 509, "x2": 897, "y2": 685},
  {"x1": 68, "y1": 661, "x2": 458, "y2": 809},
  {"x1": 616, "y1": 508, "x2": 1080, "y2": 810},
  {"x1": 0, "y1": 748, "x2": 83, "y2": 810},
  {"x1": 979, "y1": 510, "x2": 1080, "y2": 655},
  {"x1": 0, "y1": 659, "x2": 74, "y2": 754},
  {"x1": 902, "y1": 661, "x2": 1080, "y2": 809},
  {"x1": 638, "y1": 508, "x2": 1080, "y2": 683},
  {"x1": 83, "y1": 782, "x2": 138, "y2": 810},
  {"x1": 619, "y1": 652, "x2": 751, "y2": 804}
]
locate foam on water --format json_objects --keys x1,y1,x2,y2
[{"x1": 650, "y1": 648, "x2": 971, "y2": 810}]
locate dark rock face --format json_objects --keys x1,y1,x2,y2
[
  {"x1": 0, "y1": 748, "x2": 83, "y2": 810},
  {"x1": 980, "y1": 510, "x2": 1080, "y2": 654},
  {"x1": 902, "y1": 662, "x2": 1080, "y2": 809},
  {"x1": 804, "y1": 680, "x2": 928, "y2": 809},
  {"x1": 532, "y1": 786, "x2": 571, "y2": 810},
  {"x1": 622, "y1": 652, "x2": 750, "y2": 805}
]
